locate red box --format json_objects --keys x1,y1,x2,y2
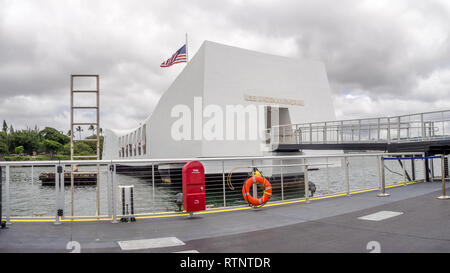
[{"x1": 182, "y1": 161, "x2": 206, "y2": 213}]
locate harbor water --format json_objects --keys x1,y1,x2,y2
[{"x1": 1, "y1": 156, "x2": 429, "y2": 217}]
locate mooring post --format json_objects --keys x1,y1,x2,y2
[
  {"x1": 437, "y1": 154, "x2": 450, "y2": 200},
  {"x1": 378, "y1": 156, "x2": 390, "y2": 197}
]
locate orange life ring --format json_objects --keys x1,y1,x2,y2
[{"x1": 242, "y1": 176, "x2": 272, "y2": 206}]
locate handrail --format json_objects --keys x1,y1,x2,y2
[{"x1": 0, "y1": 152, "x2": 420, "y2": 166}]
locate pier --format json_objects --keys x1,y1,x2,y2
[
  {"x1": 271, "y1": 109, "x2": 450, "y2": 154},
  {"x1": 0, "y1": 181, "x2": 447, "y2": 252}
]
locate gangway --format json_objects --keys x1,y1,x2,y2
[{"x1": 268, "y1": 109, "x2": 450, "y2": 155}]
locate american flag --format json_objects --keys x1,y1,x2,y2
[{"x1": 160, "y1": 44, "x2": 187, "y2": 67}]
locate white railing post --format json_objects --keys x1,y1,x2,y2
[
  {"x1": 106, "y1": 164, "x2": 112, "y2": 218},
  {"x1": 387, "y1": 118, "x2": 391, "y2": 144},
  {"x1": 344, "y1": 157, "x2": 350, "y2": 196},
  {"x1": 111, "y1": 164, "x2": 118, "y2": 223},
  {"x1": 54, "y1": 164, "x2": 61, "y2": 225},
  {"x1": 437, "y1": 155, "x2": 450, "y2": 199},
  {"x1": 5, "y1": 165, "x2": 10, "y2": 225},
  {"x1": 358, "y1": 120, "x2": 361, "y2": 142},
  {"x1": 377, "y1": 118, "x2": 380, "y2": 142},
  {"x1": 421, "y1": 113, "x2": 425, "y2": 140},
  {"x1": 280, "y1": 159, "x2": 284, "y2": 200},
  {"x1": 304, "y1": 159, "x2": 309, "y2": 203},
  {"x1": 222, "y1": 161, "x2": 226, "y2": 207},
  {"x1": 378, "y1": 156, "x2": 390, "y2": 197}
]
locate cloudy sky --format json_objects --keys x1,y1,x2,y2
[{"x1": 1, "y1": 0, "x2": 450, "y2": 133}]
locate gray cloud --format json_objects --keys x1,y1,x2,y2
[{"x1": 1, "y1": 0, "x2": 450, "y2": 133}]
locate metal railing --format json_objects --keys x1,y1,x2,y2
[
  {"x1": 0, "y1": 152, "x2": 432, "y2": 223},
  {"x1": 267, "y1": 109, "x2": 450, "y2": 145}
]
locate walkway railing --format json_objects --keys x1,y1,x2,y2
[
  {"x1": 268, "y1": 109, "x2": 450, "y2": 145},
  {"x1": 0, "y1": 152, "x2": 440, "y2": 223}
]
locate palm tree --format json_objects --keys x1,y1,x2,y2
[
  {"x1": 75, "y1": 126, "x2": 83, "y2": 139},
  {"x1": 88, "y1": 125, "x2": 95, "y2": 136}
]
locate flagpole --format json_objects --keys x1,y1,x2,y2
[{"x1": 186, "y1": 33, "x2": 188, "y2": 63}]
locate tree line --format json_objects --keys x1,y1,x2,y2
[{"x1": 0, "y1": 120, "x2": 103, "y2": 160}]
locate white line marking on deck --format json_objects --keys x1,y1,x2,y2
[
  {"x1": 358, "y1": 211, "x2": 403, "y2": 221},
  {"x1": 118, "y1": 237, "x2": 185, "y2": 250},
  {"x1": 175, "y1": 250, "x2": 199, "y2": 253}
]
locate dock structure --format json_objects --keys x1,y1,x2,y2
[
  {"x1": 271, "y1": 109, "x2": 450, "y2": 155},
  {"x1": 0, "y1": 181, "x2": 448, "y2": 253}
]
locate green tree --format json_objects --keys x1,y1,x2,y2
[
  {"x1": 88, "y1": 125, "x2": 95, "y2": 136},
  {"x1": 42, "y1": 139, "x2": 63, "y2": 158},
  {"x1": 39, "y1": 127, "x2": 69, "y2": 145},
  {"x1": 14, "y1": 146, "x2": 24, "y2": 154},
  {"x1": 75, "y1": 126, "x2": 83, "y2": 139},
  {"x1": 2, "y1": 120, "x2": 7, "y2": 134}
]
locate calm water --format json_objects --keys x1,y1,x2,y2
[{"x1": 1, "y1": 156, "x2": 430, "y2": 217}]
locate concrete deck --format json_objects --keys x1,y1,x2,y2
[{"x1": 0, "y1": 181, "x2": 448, "y2": 253}]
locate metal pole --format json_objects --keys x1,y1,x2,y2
[
  {"x1": 362, "y1": 156, "x2": 366, "y2": 189},
  {"x1": 70, "y1": 167, "x2": 74, "y2": 216},
  {"x1": 54, "y1": 165, "x2": 61, "y2": 224},
  {"x1": 0, "y1": 166, "x2": 3, "y2": 228},
  {"x1": 5, "y1": 165, "x2": 10, "y2": 225},
  {"x1": 344, "y1": 157, "x2": 350, "y2": 196},
  {"x1": 111, "y1": 164, "x2": 118, "y2": 223},
  {"x1": 425, "y1": 157, "x2": 430, "y2": 182},
  {"x1": 378, "y1": 157, "x2": 390, "y2": 197},
  {"x1": 252, "y1": 160, "x2": 257, "y2": 198},
  {"x1": 31, "y1": 165, "x2": 34, "y2": 217},
  {"x1": 107, "y1": 164, "x2": 112, "y2": 218},
  {"x1": 387, "y1": 118, "x2": 391, "y2": 144},
  {"x1": 376, "y1": 155, "x2": 381, "y2": 190},
  {"x1": 430, "y1": 158, "x2": 435, "y2": 182},
  {"x1": 222, "y1": 161, "x2": 226, "y2": 207},
  {"x1": 437, "y1": 155, "x2": 450, "y2": 199},
  {"x1": 402, "y1": 156, "x2": 407, "y2": 186},
  {"x1": 304, "y1": 159, "x2": 309, "y2": 203},
  {"x1": 96, "y1": 163, "x2": 100, "y2": 216},
  {"x1": 421, "y1": 113, "x2": 424, "y2": 140},
  {"x1": 152, "y1": 163, "x2": 155, "y2": 203},
  {"x1": 280, "y1": 159, "x2": 284, "y2": 200},
  {"x1": 377, "y1": 118, "x2": 380, "y2": 142},
  {"x1": 326, "y1": 157, "x2": 330, "y2": 194},
  {"x1": 411, "y1": 157, "x2": 416, "y2": 181}
]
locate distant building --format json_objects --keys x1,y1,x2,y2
[{"x1": 102, "y1": 41, "x2": 337, "y2": 161}]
